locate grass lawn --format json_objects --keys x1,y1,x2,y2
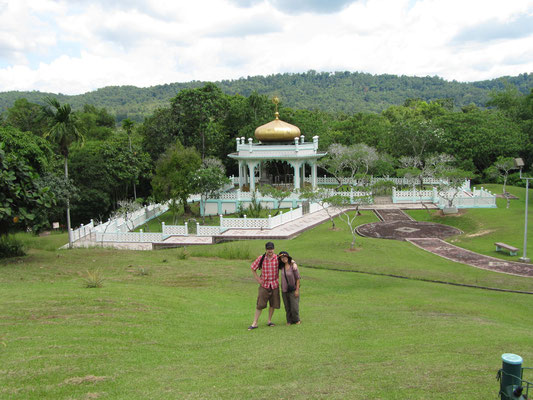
[
  {"x1": 404, "y1": 184, "x2": 533, "y2": 262},
  {"x1": 1, "y1": 183, "x2": 532, "y2": 399}
]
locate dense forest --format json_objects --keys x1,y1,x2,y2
[
  {"x1": 2, "y1": 76, "x2": 532, "y2": 243},
  {"x1": 0, "y1": 71, "x2": 532, "y2": 122}
]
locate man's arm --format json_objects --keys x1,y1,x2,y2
[{"x1": 252, "y1": 268, "x2": 261, "y2": 285}]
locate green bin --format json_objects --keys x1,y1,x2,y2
[{"x1": 500, "y1": 353, "x2": 523, "y2": 399}]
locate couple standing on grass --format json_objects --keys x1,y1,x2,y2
[{"x1": 248, "y1": 241, "x2": 301, "y2": 330}]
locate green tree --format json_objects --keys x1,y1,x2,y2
[
  {"x1": 435, "y1": 108, "x2": 525, "y2": 173},
  {"x1": 170, "y1": 83, "x2": 229, "y2": 160},
  {"x1": 140, "y1": 106, "x2": 178, "y2": 163},
  {"x1": 193, "y1": 158, "x2": 230, "y2": 223},
  {"x1": 258, "y1": 185, "x2": 292, "y2": 212},
  {"x1": 0, "y1": 142, "x2": 55, "y2": 238},
  {"x1": 485, "y1": 156, "x2": 518, "y2": 209},
  {"x1": 122, "y1": 118, "x2": 137, "y2": 199},
  {"x1": 76, "y1": 104, "x2": 115, "y2": 140},
  {"x1": 3, "y1": 98, "x2": 49, "y2": 136},
  {"x1": 43, "y1": 98, "x2": 85, "y2": 248},
  {"x1": 299, "y1": 187, "x2": 339, "y2": 229},
  {"x1": 319, "y1": 143, "x2": 378, "y2": 189},
  {"x1": 152, "y1": 143, "x2": 201, "y2": 221},
  {"x1": 69, "y1": 137, "x2": 151, "y2": 224}
]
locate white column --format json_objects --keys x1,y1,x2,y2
[
  {"x1": 238, "y1": 160, "x2": 243, "y2": 189},
  {"x1": 311, "y1": 161, "x2": 318, "y2": 189},
  {"x1": 247, "y1": 161, "x2": 259, "y2": 191},
  {"x1": 291, "y1": 161, "x2": 302, "y2": 190}
]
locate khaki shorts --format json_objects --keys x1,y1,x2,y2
[{"x1": 256, "y1": 286, "x2": 280, "y2": 310}]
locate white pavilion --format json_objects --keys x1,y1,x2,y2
[{"x1": 228, "y1": 98, "x2": 327, "y2": 191}]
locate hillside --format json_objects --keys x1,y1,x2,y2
[{"x1": 0, "y1": 71, "x2": 531, "y2": 122}]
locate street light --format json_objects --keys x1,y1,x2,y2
[{"x1": 514, "y1": 158, "x2": 531, "y2": 263}]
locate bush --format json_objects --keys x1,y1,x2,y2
[
  {"x1": 372, "y1": 180, "x2": 395, "y2": 195},
  {"x1": 83, "y1": 269, "x2": 104, "y2": 288},
  {"x1": 0, "y1": 235, "x2": 25, "y2": 258}
]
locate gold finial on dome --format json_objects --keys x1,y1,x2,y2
[
  {"x1": 273, "y1": 96, "x2": 280, "y2": 120},
  {"x1": 254, "y1": 96, "x2": 301, "y2": 142}
]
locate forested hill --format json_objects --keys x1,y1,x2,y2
[{"x1": 1, "y1": 71, "x2": 531, "y2": 122}]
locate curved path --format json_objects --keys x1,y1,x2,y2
[
  {"x1": 363, "y1": 209, "x2": 533, "y2": 278},
  {"x1": 408, "y1": 238, "x2": 533, "y2": 278}
]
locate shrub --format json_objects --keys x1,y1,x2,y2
[
  {"x1": 176, "y1": 249, "x2": 189, "y2": 260},
  {"x1": 0, "y1": 235, "x2": 25, "y2": 258},
  {"x1": 134, "y1": 267, "x2": 150, "y2": 276},
  {"x1": 83, "y1": 269, "x2": 104, "y2": 288}
]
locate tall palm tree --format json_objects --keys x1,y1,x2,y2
[
  {"x1": 121, "y1": 118, "x2": 137, "y2": 200},
  {"x1": 43, "y1": 98, "x2": 84, "y2": 248}
]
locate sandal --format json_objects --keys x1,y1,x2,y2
[
  {"x1": 248, "y1": 325, "x2": 258, "y2": 330},
  {"x1": 267, "y1": 322, "x2": 275, "y2": 327}
]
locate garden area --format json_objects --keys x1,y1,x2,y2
[{"x1": 1, "y1": 184, "x2": 532, "y2": 399}]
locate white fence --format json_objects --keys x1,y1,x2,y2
[
  {"x1": 229, "y1": 175, "x2": 452, "y2": 187},
  {"x1": 436, "y1": 187, "x2": 496, "y2": 209},
  {"x1": 72, "y1": 203, "x2": 169, "y2": 243},
  {"x1": 392, "y1": 187, "x2": 437, "y2": 203},
  {"x1": 163, "y1": 204, "x2": 317, "y2": 236},
  {"x1": 392, "y1": 186, "x2": 496, "y2": 208},
  {"x1": 71, "y1": 219, "x2": 95, "y2": 241},
  {"x1": 162, "y1": 222, "x2": 188, "y2": 236}
]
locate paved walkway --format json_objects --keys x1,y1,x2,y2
[
  {"x1": 374, "y1": 209, "x2": 414, "y2": 222},
  {"x1": 408, "y1": 238, "x2": 533, "y2": 277},
  {"x1": 368, "y1": 208, "x2": 533, "y2": 278}
]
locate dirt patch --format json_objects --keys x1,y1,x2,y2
[
  {"x1": 357, "y1": 220, "x2": 462, "y2": 241},
  {"x1": 84, "y1": 393, "x2": 103, "y2": 399},
  {"x1": 466, "y1": 229, "x2": 496, "y2": 238},
  {"x1": 344, "y1": 248, "x2": 362, "y2": 253},
  {"x1": 496, "y1": 193, "x2": 518, "y2": 199},
  {"x1": 63, "y1": 375, "x2": 108, "y2": 385},
  {"x1": 434, "y1": 209, "x2": 469, "y2": 217},
  {"x1": 162, "y1": 275, "x2": 210, "y2": 287}
]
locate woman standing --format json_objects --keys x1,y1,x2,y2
[{"x1": 278, "y1": 251, "x2": 301, "y2": 325}]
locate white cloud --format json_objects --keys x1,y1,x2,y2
[{"x1": 0, "y1": 0, "x2": 531, "y2": 94}]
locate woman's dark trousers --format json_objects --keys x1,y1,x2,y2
[{"x1": 282, "y1": 292, "x2": 300, "y2": 324}]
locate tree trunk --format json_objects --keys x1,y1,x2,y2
[{"x1": 64, "y1": 156, "x2": 73, "y2": 249}]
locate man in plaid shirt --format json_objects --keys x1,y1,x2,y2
[{"x1": 248, "y1": 242, "x2": 280, "y2": 330}]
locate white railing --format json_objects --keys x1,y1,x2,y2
[
  {"x1": 309, "y1": 202, "x2": 322, "y2": 213},
  {"x1": 230, "y1": 174, "x2": 458, "y2": 187},
  {"x1": 392, "y1": 187, "x2": 437, "y2": 203},
  {"x1": 436, "y1": 187, "x2": 496, "y2": 209},
  {"x1": 269, "y1": 207, "x2": 303, "y2": 228},
  {"x1": 197, "y1": 224, "x2": 223, "y2": 236},
  {"x1": 73, "y1": 202, "x2": 169, "y2": 243},
  {"x1": 221, "y1": 217, "x2": 269, "y2": 229},
  {"x1": 162, "y1": 222, "x2": 188, "y2": 236},
  {"x1": 71, "y1": 219, "x2": 95, "y2": 241},
  {"x1": 392, "y1": 186, "x2": 496, "y2": 208}
]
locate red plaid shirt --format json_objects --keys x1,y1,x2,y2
[{"x1": 251, "y1": 253, "x2": 279, "y2": 289}]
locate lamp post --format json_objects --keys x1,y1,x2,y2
[{"x1": 514, "y1": 158, "x2": 531, "y2": 263}]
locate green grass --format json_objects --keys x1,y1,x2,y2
[
  {"x1": 405, "y1": 184, "x2": 533, "y2": 262},
  {"x1": 1, "y1": 184, "x2": 533, "y2": 398},
  {"x1": 1, "y1": 242, "x2": 532, "y2": 399}
]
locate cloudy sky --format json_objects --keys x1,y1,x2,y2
[{"x1": 0, "y1": 0, "x2": 532, "y2": 95}]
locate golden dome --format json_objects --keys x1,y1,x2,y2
[{"x1": 254, "y1": 98, "x2": 301, "y2": 142}]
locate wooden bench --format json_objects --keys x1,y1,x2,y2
[{"x1": 495, "y1": 242, "x2": 519, "y2": 256}]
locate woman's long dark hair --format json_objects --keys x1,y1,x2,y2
[{"x1": 278, "y1": 252, "x2": 292, "y2": 269}]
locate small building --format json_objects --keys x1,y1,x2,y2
[{"x1": 228, "y1": 98, "x2": 326, "y2": 191}]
